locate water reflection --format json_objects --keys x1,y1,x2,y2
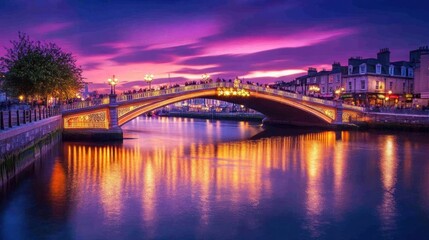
[
  {"x1": 333, "y1": 132, "x2": 347, "y2": 218},
  {"x1": 378, "y1": 135, "x2": 398, "y2": 235},
  {"x1": 49, "y1": 158, "x2": 67, "y2": 218},
  {"x1": 57, "y1": 129, "x2": 357, "y2": 238},
  {"x1": 3, "y1": 118, "x2": 429, "y2": 239}
]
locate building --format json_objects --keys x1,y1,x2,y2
[
  {"x1": 319, "y1": 62, "x2": 347, "y2": 98},
  {"x1": 342, "y1": 48, "x2": 414, "y2": 107},
  {"x1": 279, "y1": 63, "x2": 347, "y2": 99},
  {"x1": 410, "y1": 46, "x2": 429, "y2": 108}
]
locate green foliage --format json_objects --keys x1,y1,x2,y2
[{"x1": 0, "y1": 33, "x2": 84, "y2": 101}]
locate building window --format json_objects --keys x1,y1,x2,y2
[
  {"x1": 376, "y1": 81, "x2": 380, "y2": 90},
  {"x1": 361, "y1": 80, "x2": 365, "y2": 90},
  {"x1": 348, "y1": 81, "x2": 352, "y2": 91},
  {"x1": 359, "y1": 64, "x2": 366, "y2": 74},
  {"x1": 408, "y1": 68, "x2": 414, "y2": 77},
  {"x1": 403, "y1": 82, "x2": 406, "y2": 92},
  {"x1": 389, "y1": 81, "x2": 393, "y2": 90},
  {"x1": 313, "y1": 77, "x2": 317, "y2": 83},
  {"x1": 410, "y1": 83, "x2": 413, "y2": 92},
  {"x1": 389, "y1": 65, "x2": 394, "y2": 75},
  {"x1": 335, "y1": 75, "x2": 340, "y2": 83},
  {"x1": 322, "y1": 87, "x2": 325, "y2": 93},
  {"x1": 376, "y1": 64, "x2": 382, "y2": 74},
  {"x1": 348, "y1": 65, "x2": 353, "y2": 75},
  {"x1": 401, "y1": 66, "x2": 406, "y2": 76}
]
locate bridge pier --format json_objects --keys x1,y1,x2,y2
[
  {"x1": 62, "y1": 94, "x2": 123, "y2": 141},
  {"x1": 106, "y1": 94, "x2": 123, "y2": 140},
  {"x1": 331, "y1": 100, "x2": 358, "y2": 130},
  {"x1": 334, "y1": 100, "x2": 343, "y2": 124}
]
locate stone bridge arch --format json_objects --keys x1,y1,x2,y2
[
  {"x1": 117, "y1": 89, "x2": 335, "y2": 127},
  {"x1": 62, "y1": 83, "x2": 364, "y2": 140}
]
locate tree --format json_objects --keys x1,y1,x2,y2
[{"x1": 0, "y1": 33, "x2": 84, "y2": 103}]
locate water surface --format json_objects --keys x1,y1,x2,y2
[{"x1": 1, "y1": 117, "x2": 429, "y2": 239}]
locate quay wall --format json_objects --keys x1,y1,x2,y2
[
  {"x1": 358, "y1": 113, "x2": 429, "y2": 131},
  {"x1": 0, "y1": 116, "x2": 62, "y2": 187}
]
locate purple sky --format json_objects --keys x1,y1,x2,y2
[{"x1": 1, "y1": 0, "x2": 428, "y2": 93}]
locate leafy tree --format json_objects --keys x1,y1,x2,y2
[{"x1": 0, "y1": 33, "x2": 84, "y2": 103}]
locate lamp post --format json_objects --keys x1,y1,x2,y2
[
  {"x1": 145, "y1": 74, "x2": 154, "y2": 90},
  {"x1": 386, "y1": 90, "x2": 392, "y2": 107},
  {"x1": 202, "y1": 73, "x2": 210, "y2": 83},
  {"x1": 108, "y1": 75, "x2": 118, "y2": 95}
]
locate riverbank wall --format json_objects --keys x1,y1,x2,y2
[
  {"x1": 0, "y1": 116, "x2": 62, "y2": 187},
  {"x1": 356, "y1": 112, "x2": 429, "y2": 131},
  {"x1": 158, "y1": 111, "x2": 429, "y2": 131}
]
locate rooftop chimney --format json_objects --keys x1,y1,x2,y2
[
  {"x1": 332, "y1": 62, "x2": 341, "y2": 71},
  {"x1": 377, "y1": 48, "x2": 390, "y2": 65},
  {"x1": 308, "y1": 67, "x2": 317, "y2": 76},
  {"x1": 410, "y1": 46, "x2": 429, "y2": 63}
]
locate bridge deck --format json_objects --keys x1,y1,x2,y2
[{"x1": 62, "y1": 82, "x2": 364, "y2": 113}]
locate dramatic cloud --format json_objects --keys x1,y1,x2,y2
[{"x1": 1, "y1": 0, "x2": 428, "y2": 92}]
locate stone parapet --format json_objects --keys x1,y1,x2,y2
[
  {"x1": 0, "y1": 115, "x2": 62, "y2": 157},
  {"x1": 0, "y1": 115, "x2": 62, "y2": 187}
]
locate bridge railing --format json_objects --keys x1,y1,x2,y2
[
  {"x1": 116, "y1": 83, "x2": 227, "y2": 102},
  {"x1": 62, "y1": 82, "x2": 364, "y2": 113},
  {"x1": 62, "y1": 96, "x2": 110, "y2": 112}
]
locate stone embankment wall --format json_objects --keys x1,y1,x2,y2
[
  {"x1": 0, "y1": 116, "x2": 62, "y2": 187},
  {"x1": 358, "y1": 113, "x2": 429, "y2": 130}
]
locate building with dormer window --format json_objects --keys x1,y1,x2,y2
[{"x1": 342, "y1": 48, "x2": 413, "y2": 107}]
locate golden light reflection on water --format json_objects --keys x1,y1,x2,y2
[
  {"x1": 49, "y1": 158, "x2": 67, "y2": 217},
  {"x1": 59, "y1": 131, "x2": 348, "y2": 228},
  {"x1": 333, "y1": 131, "x2": 348, "y2": 219},
  {"x1": 46, "y1": 124, "x2": 429, "y2": 236},
  {"x1": 378, "y1": 135, "x2": 398, "y2": 233}
]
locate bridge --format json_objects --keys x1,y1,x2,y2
[{"x1": 61, "y1": 82, "x2": 365, "y2": 140}]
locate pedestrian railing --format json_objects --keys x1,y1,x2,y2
[
  {"x1": 61, "y1": 97, "x2": 110, "y2": 111},
  {"x1": 0, "y1": 107, "x2": 61, "y2": 131}
]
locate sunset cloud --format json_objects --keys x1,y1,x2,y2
[{"x1": 0, "y1": 0, "x2": 428, "y2": 92}]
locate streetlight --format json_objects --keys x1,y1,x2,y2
[
  {"x1": 145, "y1": 74, "x2": 154, "y2": 90},
  {"x1": 108, "y1": 75, "x2": 118, "y2": 95},
  {"x1": 202, "y1": 73, "x2": 210, "y2": 82},
  {"x1": 386, "y1": 90, "x2": 392, "y2": 107}
]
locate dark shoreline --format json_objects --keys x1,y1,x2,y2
[{"x1": 157, "y1": 112, "x2": 265, "y2": 122}]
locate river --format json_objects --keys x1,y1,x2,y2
[{"x1": 1, "y1": 117, "x2": 429, "y2": 239}]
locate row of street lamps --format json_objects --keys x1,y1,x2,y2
[{"x1": 107, "y1": 73, "x2": 210, "y2": 95}]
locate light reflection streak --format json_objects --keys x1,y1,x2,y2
[
  {"x1": 333, "y1": 132, "x2": 347, "y2": 218},
  {"x1": 49, "y1": 158, "x2": 67, "y2": 216},
  {"x1": 304, "y1": 139, "x2": 323, "y2": 238},
  {"x1": 59, "y1": 129, "x2": 360, "y2": 233},
  {"x1": 378, "y1": 135, "x2": 397, "y2": 234}
]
